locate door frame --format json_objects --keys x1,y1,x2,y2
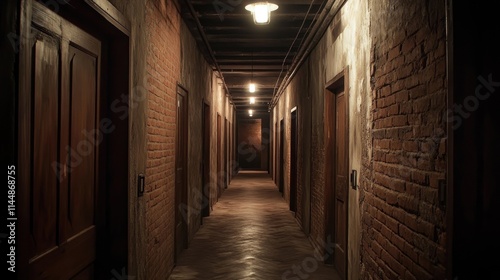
[{"x1": 324, "y1": 68, "x2": 349, "y2": 279}]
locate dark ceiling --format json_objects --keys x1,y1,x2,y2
[{"x1": 179, "y1": 0, "x2": 339, "y2": 114}]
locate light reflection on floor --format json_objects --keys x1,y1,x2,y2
[{"x1": 168, "y1": 171, "x2": 340, "y2": 280}]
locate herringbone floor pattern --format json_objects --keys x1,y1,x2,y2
[{"x1": 168, "y1": 171, "x2": 341, "y2": 280}]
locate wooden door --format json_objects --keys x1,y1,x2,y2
[
  {"x1": 325, "y1": 75, "x2": 348, "y2": 279},
  {"x1": 175, "y1": 86, "x2": 188, "y2": 261},
  {"x1": 275, "y1": 122, "x2": 278, "y2": 185},
  {"x1": 20, "y1": 3, "x2": 101, "y2": 279},
  {"x1": 229, "y1": 121, "x2": 233, "y2": 182},
  {"x1": 279, "y1": 119, "x2": 285, "y2": 194},
  {"x1": 225, "y1": 118, "x2": 229, "y2": 189},
  {"x1": 202, "y1": 103, "x2": 211, "y2": 218},
  {"x1": 290, "y1": 109, "x2": 298, "y2": 212},
  {"x1": 451, "y1": 2, "x2": 500, "y2": 278},
  {"x1": 333, "y1": 91, "x2": 348, "y2": 277},
  {"x1": 217, "y1": 114, "x2": 222, "y2": 200}
]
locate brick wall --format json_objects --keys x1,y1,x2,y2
[
  {"x1": 238, "y1": 119, "x2": 262, "y2": 169},
  {"x1": 144, "y1": 0, "x2": 180, "y2": 278},
  {"x1": 362, "y1": 1, "x2": 447, "y2": 278}
]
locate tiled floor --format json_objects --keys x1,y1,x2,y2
[{"x1": 168, "y1": 171, "x2": 341, "y2": 280}]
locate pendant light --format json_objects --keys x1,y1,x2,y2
[{"x1": 245, "y1": 2, "x2": 279, "y2": 25}]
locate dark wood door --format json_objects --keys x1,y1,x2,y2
[
  {"x1": 21, "y1": 3, "x2": 101, "y2": 279},
  {"x1": 333, "y1": 92, "x2": 348, "y2": 277},
  {"x1": 325, "y1": 78, "x2": 348, "y2": 280},
  {"x1": 175, "y1": 86, "x2": 188, "y2": 261},
  {"x1": 202, "y1": 103, "x2": 211, "y2": 218},
  {"x1": 224, "y1": 118, "x2": 229, "y2": 189},
  {"x1": 290, "y1": 109, "x2": 298, "y2": 212},
  {"x1": 279, "y1": 119, "x2": 285, "y2": 194},
  {"x1": 229, "y1": 121, "x2": 233, "y2": 182},
  {"x1": 275, "y1": 122, "x2": 278, "y2": 185},
  {"x1": 451, "y1": 2, "x2": 500, "y2": 278},
  {"x1": 217, "y1": 114, "x2": 222, "y2": 200}
]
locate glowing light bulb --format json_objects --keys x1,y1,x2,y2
[
  {"x1": 249, "y1": 83, "x2": 256, "y2": 93},
  {"x1": 245, "y1": 2, "x2": 279, "y2": 25}
]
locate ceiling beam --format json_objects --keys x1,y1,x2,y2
[
  {"x1": 216, "y1": 59, "x2": 292, "y2": 64},
  {"x1": 230, "y1": 95, "x2": 274, "y2": 99},
  {"x1": 220, "y1": 64, "x2": 286, "y2": 70},
  {"x1": 222, "y1": 71, "x2": 281, "y2": 77},
  {"x1": 198, "y1": 17, "x2": 315, "y2": 27},
  {"x1": 213, "y1": 51, "x2": 292, "y2": 56},
  {"x1": 190, "y1": 0, "x2": 320, "y2": 5}
]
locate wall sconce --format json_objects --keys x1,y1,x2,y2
[
  {"x1": 250, "y1": 97, "x2": 256, "y2": 104},
  {"x1": 245, "y1": 2, "x2": 279, "y2": 25}
]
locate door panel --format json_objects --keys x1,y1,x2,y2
[
  {"x1": 225, "y1": 118, "x2": 228, "y2": 188},
  {"x1": 275, "y1": 122, "x2": 278, "y2": 185},
  {"x1": 334, "y1": 92, "x2": 347, "y2": 278},
  {"x1": 335, "y1": 93, "x2": 347, "y2": 202},
  {"x1": 217, "y1": 114, "x2": 222, "y2": 199},
  {"x1": 324, "y1": 89, "x2": 335, "y2": 264},
  {"x1": 279, "y1": 119, "x2": 285, "y2": 194},
  {"x1": 175, "y1": 86, "x2": 188, "y2": 261},
  {"x1": 32, "y1": 33, "x2": 59, "y2": 257},
  {"x1": 290, "y1": 109, "x2": 298, "y2": 212},
  {"x1": 26, "y1": 4, "x2": 101, "y2": 279},
  {"x1": 325, "y1": 77, "x2": 348, "y2": 280},
  {"x1": 67, "y1": 46, "x2": 97, "y2": 237},
  {"x1": 202, "y1": 103, "x2": 211, "y2": 218}
]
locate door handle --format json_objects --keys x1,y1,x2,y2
[
  {"x1": 138, "y1": 174, "x2": 145, "y2": 197},
  {"x1": 350, "y1": 170, "x2": 358, "y2": 190}
]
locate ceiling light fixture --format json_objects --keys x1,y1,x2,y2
[
  {"x1": 249, "y1": 109, "x2": 254, "y2": 117},
  {"x1": 250, "y1": 97, "x2": 256, "y2": 104},
  {"x1": 245, "y1": 2, "x2": 279, "y2": 25},
  {"x1": 249, "y1": 83, "x2": 256, "y2": 93}
]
